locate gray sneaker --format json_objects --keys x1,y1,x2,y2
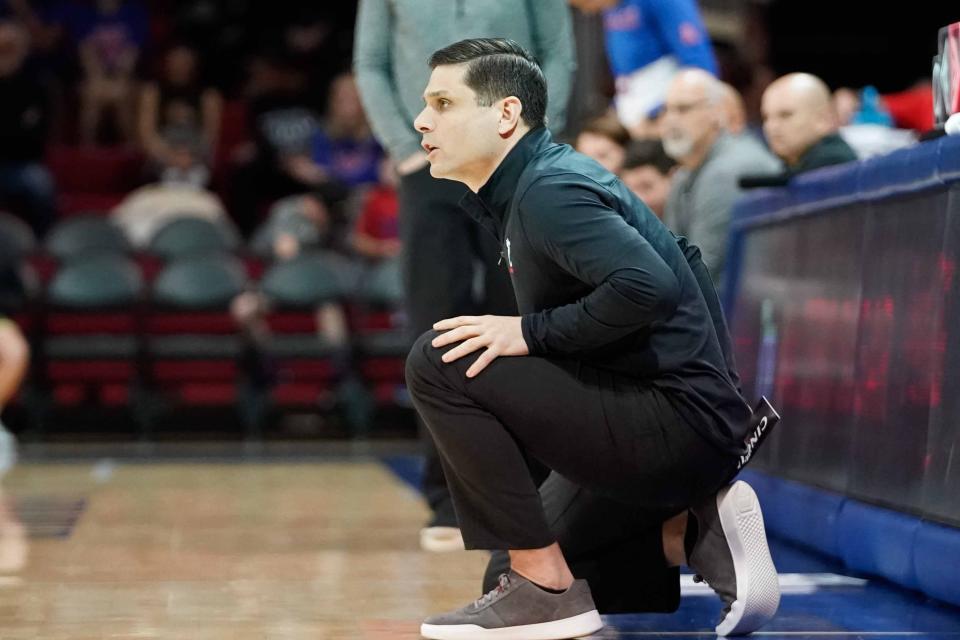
[
  {"x1": 420, "y1": 570, "x2": 603, "y2": 640},
  {"x1": 687, "y1": 480, "x2": 780, "y2": 636}
]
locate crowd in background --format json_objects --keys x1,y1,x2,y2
[{"x1": 0, "y1": 0, "x2": 945, "y2": 440}]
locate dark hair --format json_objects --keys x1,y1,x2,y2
[
  {"x1": 623, "y1": 139, "x2": 676, "y2": 175},
  {"x1": 429, "y1": 38, "x2": 547, "y2": 130},
  {"x1": 576, "y1": 114, "x2": 630, "y2": 148}
]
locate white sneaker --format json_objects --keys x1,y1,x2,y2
[
  {"x1": 420, "y1": 526, "x2": 466, "y2": 553},
  {"x1": 688, "y1": 481, "x2": 780, "y2": 636}
]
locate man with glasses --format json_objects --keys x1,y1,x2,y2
[{"x1": 661, "y1": 69, "x2": 779, "y2": 289}]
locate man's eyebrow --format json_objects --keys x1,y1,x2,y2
[{"x1": 423, "y1": 90, "x2": 451, "y2": 99}]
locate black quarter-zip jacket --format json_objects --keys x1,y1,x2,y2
[{"x1": 459, "y1": 127, "x2": 752, "y2": 455}]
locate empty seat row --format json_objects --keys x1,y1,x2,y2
[{"x1": 9, "y1": 250, "x2": 408, "y2": 438}]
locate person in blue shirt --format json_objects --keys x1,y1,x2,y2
[
  {"x1": 571, "y1": 0, "x2": 716, "y2": 135},
  {"x1": 62, "y1": 0, "x2": 150, "y2": 143},
  {"x1": 308, "y1": 73, "x2": 382, "y2": 189}
]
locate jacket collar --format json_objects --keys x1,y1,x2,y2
[
  {"x1": 793, "y1": 133, "x2": 845, "y2": 170},
  {"x1": 459, "y1": 127, "x2": 552, "y2": 236}
]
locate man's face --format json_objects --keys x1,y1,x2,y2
[
  {"x1": 414, "y1": 64, "x2": 503, "y2": 183},
  {"x1": 660, "y1": 81, "x2": 718, "y2": 161},
  {"x1": 762, "y1": 88, "x2": 829, "y2": 165},
  {"x1": 622, "y1": 165, "x2": 672, "y2": 218},
  {"x1": 576, "y1": 132, "x2": 625, "y2": 175}
]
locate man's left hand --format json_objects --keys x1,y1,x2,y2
[{"x1": 431, "y1": 315, "x2": 529, "y2": 378}]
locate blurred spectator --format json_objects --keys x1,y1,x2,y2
[
  {"x1": 250, "y1": 194, "x2": 330, "y2": 260},
  {"x1": 279, "y1": 6, "x2": 356, "y2": 109},
  {"x1": 833, "y1": 87, "x2": 860, "y2": 128},
  {"x1": 350, "y1": 158, "x2": 399, "y2": 262},
  {"x1": 110, "y1": 142, "x2": 232, "y2": 248},
  {"x1": 575, "y1": 114, "x2": 630, "y2": 174},
  {"x1": 153, "y1": 124, "x2": 210, "y2": 188},
  {"x1": 570, "y1": 0, "x2": 716, "y2": 137},
  {"x1": 68, "y1": 0, "x2": 149, "y2": 144},
  {"x1": 137, "y1": 44, "x2": 223, "y2": 169},
  {"x1": 245, "y1": 52, "x2": 317, "y2": 159},
  {"x1": 882, "y1": 82, "x2": 934, "y2": 133},
  {"x1": 719, "y1": 81, "x2": 748, "y2": 136},
  {"x1": 0, "y1": 20, "x2": 55, "y2": 237},
  {"x1": 229, "y1": 52, "x2": 348, "y2": 235},
  {"x1": 300, "y1": 72, "x2": 382, "y2": 190},
  {"x1": 620, "y1": 139, "x2": 676, "y2": 219},
  {"x1": 834, "y1": 85, "x2": 916, "y2": 159},
  {"x1": 233, "y1": 194, "x2": 347, "y2": 355},
  {"x1": 0, "y1": 231, "x2": 27, "y2": 474},
  {"x1": 851, "y1": 86, "x2": 892, "y2": 127},
  {"x1": 761, "y1": 73, "x2": 857, "y2": 173},
  {"x1": 661, "y1": 68, "x2": 779, "y2": 286},
  {"x1": 2, "y1": 0, "x2": 57, "y2": 51}
]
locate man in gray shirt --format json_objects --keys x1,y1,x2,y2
[
  {"x1": 661, "y1": 69, "x2": 780, "y2": 290},
  {"x1": 353, "y1": 0, "x2": 575, "y2": 551}
]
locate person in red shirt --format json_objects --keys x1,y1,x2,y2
[{"x1": 351, "y1": 158, "x2": 400, "y2": 261}]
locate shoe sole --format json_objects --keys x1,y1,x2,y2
[
  {"x1": 420, "y1": 609, "x2": 603, "y2": 639},
  {"x1": 714, "y1": 480, "x2": 780, "y2": 636},
  {"x1": 420, "y1": 527, "x2": 466, "y2": 553}
]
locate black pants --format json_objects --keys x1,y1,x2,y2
[
  {"x1": 405, "y1": 330, "x2": 739, "y2": 612},
  {"x1": 398, "y1": 166, "x2": 517, "y2": 524}
]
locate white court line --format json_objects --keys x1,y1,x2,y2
[{"x1": 681, "y1": 573, "x2": 867, "y2": 596}]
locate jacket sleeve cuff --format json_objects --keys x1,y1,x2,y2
[{"x1": 521, "y1": 313, "x2": 546, "y2": 356}]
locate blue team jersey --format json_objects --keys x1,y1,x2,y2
[{"x1": 604, "y1": 0, "x2": 717, "y2": 78}]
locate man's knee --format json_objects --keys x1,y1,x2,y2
[{"x1": 405, "y1": 329, "x2": 447, "y2": 393}]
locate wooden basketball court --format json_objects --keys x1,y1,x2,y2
[
  {"x1": 0, "y1": 456, "x2": 491, "y2": 639},
  {"x1": 2, "y1": 450, "x2": 959, "y2": 639}
]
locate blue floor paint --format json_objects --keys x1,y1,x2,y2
[
  {"x1": 380, "y1": 455, "x2": 960, "y2": 638},
  {"x1": 381, "y1": 454, "x2": 424, "y2": 493}
]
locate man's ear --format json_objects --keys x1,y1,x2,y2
[{"x1": 498, "y1": 96, "x2": 524, "y2": 138}]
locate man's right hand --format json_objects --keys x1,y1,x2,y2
[{"x1": 396, "y1": 151, "x2": 429, "y2": 176}]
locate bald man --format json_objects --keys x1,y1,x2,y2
[
  {"x1": 762, "y1": 73, "x2": 857, "y2": 173},
  {"x1": 661, "y1": 69, "x2": 779, "y2": 288}
]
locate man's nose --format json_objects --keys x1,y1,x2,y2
[{"x1": 414, "y1": 108, "x2": 432, "y2": 133}]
